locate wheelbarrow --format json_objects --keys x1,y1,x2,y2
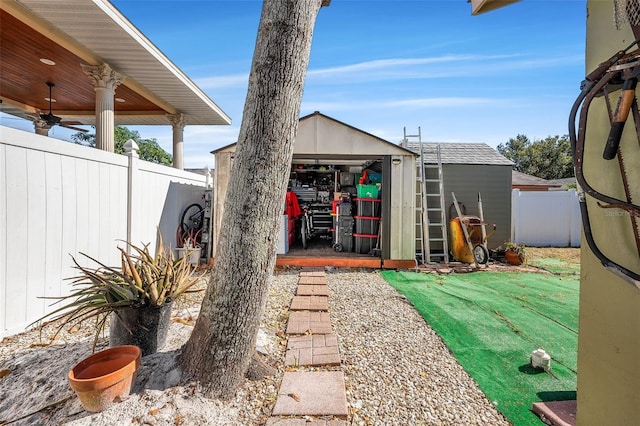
[{"x1": 449, "y1": 192, "x2": 495, "y2": 265}]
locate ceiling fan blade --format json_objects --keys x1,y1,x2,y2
[{"x1": 60, "y1": 123, "x2": 89, "y2": 133}]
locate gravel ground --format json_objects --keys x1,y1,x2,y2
[
  {"x1": 327, "y1": 270, "x2": 510, "y2": 425},
  {"x1": 0, "y1": 269, "x2": 510, "y2": 425}
]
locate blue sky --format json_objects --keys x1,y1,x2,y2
[{"x1": 5, "y1": 0, "x2": 588, "y2": 168}]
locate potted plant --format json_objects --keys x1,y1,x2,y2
[
  {"x1": 503, "y1": 242, "x2": 527, "y2": 265},
  {"x1": 31, "y1": 234, "x2": 201, "y2": 356}
]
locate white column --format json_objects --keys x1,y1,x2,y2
[
  {"x1": 81, "y1": 64, "x2": 125, "y2": 152},
  {"x1": 167, "y1": 113, "x2": 186, "y2": 169},
  {"x1": 33, "y1": 119, "x2": 50, "y2": 136}
]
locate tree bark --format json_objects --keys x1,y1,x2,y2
[{"x1": 179, "y1": 0, "x2": 328, "y2": 398}]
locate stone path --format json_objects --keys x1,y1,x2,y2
[{"x1": 267, "y1": 270, "x2": 349, "y2": 425}]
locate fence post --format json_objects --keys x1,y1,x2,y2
[
  {"x1": 511, "y1": 189, "x2": 519, "y2": 242},
  {"x1": 124, "y1": 139, "x2": 139, "y2": 254}
]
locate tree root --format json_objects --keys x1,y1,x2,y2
[{"x1": 245, "y1": 352, "x2": 276, "y2": 381}]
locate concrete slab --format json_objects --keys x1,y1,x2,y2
[
  {"x1": 266, "y1": 418, "x2": 346, "y2": 426},
  {"x1": 297, "y1": 284, "x2": 329, "y2": 296},
  {"x1": 285, "y1": 334, "x2": 340, "y2": 366},
  {"x1": 532, "y1": 400, "x2": 576, "y2": 426},
  {"x1": 286, "y1": 311, "x2": 333, "y2": 335},
  {"x1": 272, "y1": 372, "x2": 349, "y2": 417},
  {"x1": 290, "y1": 295, "x2": 329, "y2": 311},
  {"x1": 298, "y1": 276, "x2": 328, "y2": 285}
]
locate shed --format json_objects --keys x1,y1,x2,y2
[
  {"x1": 404, "y1": 142, "x2": 513, "y2": 252},
  {"x1": 212, "y1": 112, "x2": 417, "y2": 268}
]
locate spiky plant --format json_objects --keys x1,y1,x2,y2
[{"x1": 30, "y1": 234, "x2": 201, "y2": 350}]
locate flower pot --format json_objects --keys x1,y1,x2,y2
[
  {"x1": 68, "y1": 345, "x2": 141, "y2": 412},
  {"x1": 505, "y1": 250, "x2": 524, "y2": 266},
  {"x1": 109, "y1": 302, "x2": 172, "y2": 356},
  {"x1": 176, "y1": 247, "x2": 201, "y2": 266}
]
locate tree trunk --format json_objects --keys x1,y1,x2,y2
[{"x1": 179, "y1": 0, "x2": 328, "y2": 398}]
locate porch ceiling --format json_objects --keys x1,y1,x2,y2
[{"x1": 0, "y1": 0, "x2": 231, "y2": 127}]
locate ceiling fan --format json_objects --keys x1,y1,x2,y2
[{"x1": 38, "y1": 82, "x2": 88, "y2": 132}]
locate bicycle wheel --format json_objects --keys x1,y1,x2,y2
[
  {"x1": 301, "y1": 218, "x2": 308, "y2": 249},
  {"x1": 180, "y1": 203, "x2": 204, "y2": 234}
]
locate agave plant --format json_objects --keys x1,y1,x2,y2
[{"x1": 30, "y1": 234, "x2": 200, "y2": 349}]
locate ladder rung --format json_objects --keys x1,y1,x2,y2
[
  {"x1": 427, "y1": 208, "x2": 442, "y2": 212},
  {"x1": 429, "y1": 238, "x2": 444, "y2": 242},
  {"x1": 426, "y1": 193, "x2": 441, "y2": 197},
  {"x1": 428, "y1": 223, "x2": 443, "y2": 227},
  {"x1": 425, "y1": 179, "x2": 441, "y2": 183}
]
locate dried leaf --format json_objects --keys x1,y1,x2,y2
[
  {"x1": 288, "y1": 392, "x2": 301, "y2": 402},
  {"x1": 419, "y1": 371, "x2": 426, "y2": 377},
  {"x1": 148, "y1": 408, "x2": 160, "y2": 415},
  {"x1": 304, "y1": 329, "x2": 313, "y2": 335},
  {"x1": 276, "y1": 330, "x2": 285, "y2": 338},
  {"x1": 29, "y1": 342, "x2": 51, "y2": 348},
  {"x1": 69, "y1": 325, "x2": 80, "y2": 333},
  {"x1": 171, "y1": 317, "x2": 194, "y2": 326},
  {"x1": 0, "y1": 368, "x2": 10, "y2": 379}
]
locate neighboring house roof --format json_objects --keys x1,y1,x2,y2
[
  {"x1": 1, "y1": 0, "x2": 231, "y2": 126},
  {"x1": 212, "y1": 111, "x2": 417, "y2": 158},
  {"x1": 548, "y1": 177, "x2": 576, "y2": 188},
  {"x1": 512, "y1": 170, "x2": 563, "y2": 190},
  {"x1": 403, "y1": 142, "x2": 514, "y2": 166}
]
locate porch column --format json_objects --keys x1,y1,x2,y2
[
  {"x1": 81, "y1": 63, "x2": 125, "y2": 152},
  {"x1": 167, "y1": 113, "x2": 185, "y2": 170},
  {"x1": 33, "y1": 119, "x2": 50, "y2": 136}
]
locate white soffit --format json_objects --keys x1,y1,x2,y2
[{"x1": 15, "y1": 0, "x2": 231, "y2": 126}]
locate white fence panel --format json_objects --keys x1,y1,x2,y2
[
  {"x1": 511, "y1": 189, "x2": 581, "y2": 247},
  {"x1": 0, "y1": 127, "x2": 208, "y2": 338}
]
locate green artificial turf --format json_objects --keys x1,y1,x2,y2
[
  {"x1": 527, "y1": 258, "x2": 580, "y2": 276},
  {"x1": 381, "y1": 270, "x2": 579, "y2": 426}
]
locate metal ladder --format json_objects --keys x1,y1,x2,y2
[
  {"x1": 403, "y1": 127, "x2": 448, "y2": 265},
  {"x1": 424, "y1": 144, "x2": 449, "y2": 263}
]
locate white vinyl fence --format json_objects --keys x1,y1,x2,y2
[
  {"x1": 511, "y1": 189, "x2": 581, "y2": 247},
  {"x1": 1, "y1": 126, "x2": 209, "y2": 338}
]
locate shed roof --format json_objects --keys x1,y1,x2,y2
[
  {"x1": 403, "y1": 142, "x2": 513, "y2": 166},
  {"x1": 212, "y1": 111, "x2": 417, "y2": 158}
]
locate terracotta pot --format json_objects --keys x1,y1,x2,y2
[
  {"x1": 505, "y1": 250, "x2": 523, "y2": 266},
  {"x1": 109, "y1": 302, "x2": 172, "y2": 356},
  {"x1": 68, "y1": 345, "x2": 141, "y2": 412}
]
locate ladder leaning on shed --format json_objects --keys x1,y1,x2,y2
[{"x1": 402, "y1": 128, "x2": 449, "y2": 265}]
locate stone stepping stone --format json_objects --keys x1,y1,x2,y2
[
  {"x1": 286, "y1": 311, "x2": 333, "y2": 335},
  {"x1": 266, "y1": 418, "x2": 346, "y2": 425},
  {"x1": 296, "y1": 284, "x2": 329, "y2": 296},
  {"x1": 285, "y1": 334, "x2": 340, "y2": 367},
  {"x1": 298, "y1": 276, "x2": 327, "y2": 285},
  {"x1": 300, "y1": 271, "x2": 326, "y2": 277},
  {"x1": 290, "y1": 295, "x2": 329, "y2": 311},
  {"x1": 272, "y1": 371, "x2": 349, "y2": 417}
]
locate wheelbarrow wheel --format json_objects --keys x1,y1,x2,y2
[
  {"x1": 334, "y1": 242, "x2": 343, "y2": 252},
  {"x1": 301, "y1": 219, "x2": 308, "y2": 249},
  {"x1": 473, "y1": 245, "x2": 489, "y2": 265}
]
